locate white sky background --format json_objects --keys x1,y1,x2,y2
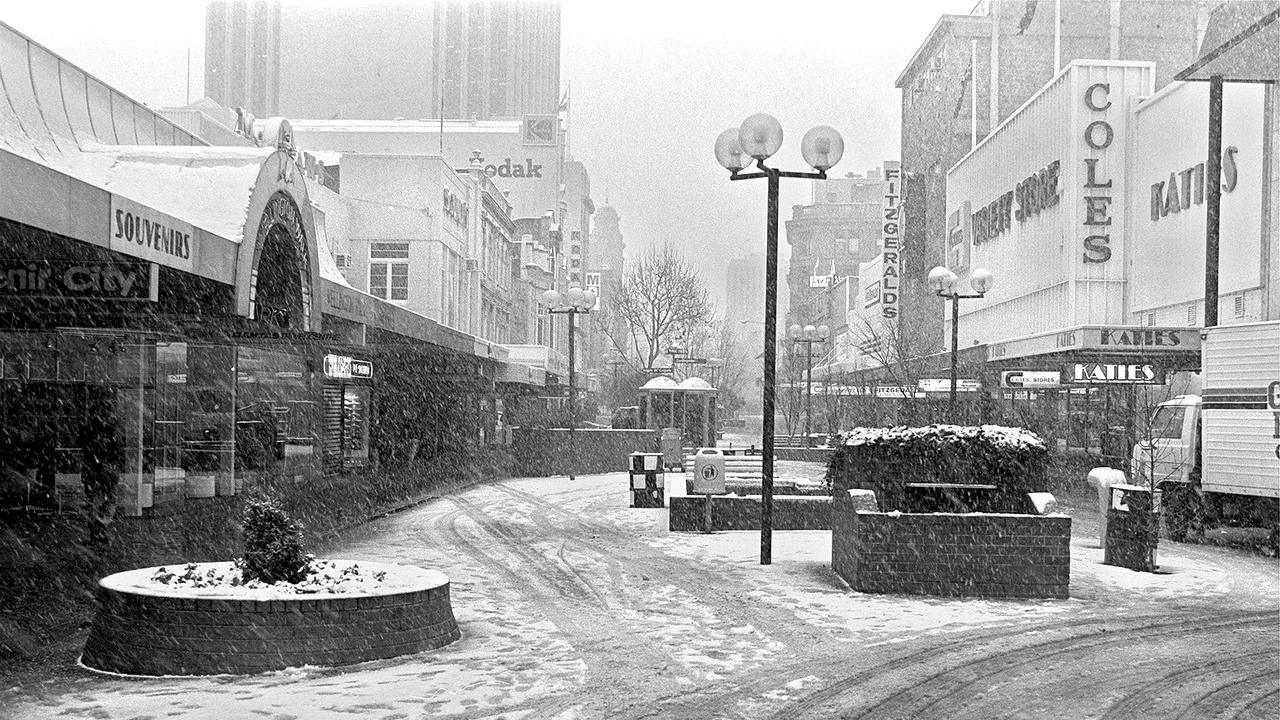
[{"x1": 3, "y1": 0, "x2": 969, "y2": 308}]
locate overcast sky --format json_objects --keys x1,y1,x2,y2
[{"x1": 3, "y1": 0, "x2": 968, "y2": 306}]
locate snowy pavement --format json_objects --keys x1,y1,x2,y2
[{"x1": 5, "y1": 467, "x2": 1277, "y2": 719}]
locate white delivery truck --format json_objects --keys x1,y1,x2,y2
[{"x1": 1130, "y1": 321, "x2": 1280, "y2": 546}]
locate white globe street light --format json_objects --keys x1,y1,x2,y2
[
  {"x1": 542, "y1": 286, "x2": 596, "y2": 481},
  {"x1": 716, "y1": 113, "x2": 844, "y2": 565},
  {"x1": 927, "y1": 265, "x2": 996, "y2": 419}
]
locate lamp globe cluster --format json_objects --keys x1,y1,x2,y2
[
  {"x1": 788, "y1": 323, "x2": 830, "y2": 341},
  {"x1": 928, "y1": 266, "x2": 995, "y2": 296},
  {"x1": 714, "y1": 114, "x2": 845, "y2": 173},
  {"x1": 541, "y1": 287, "x2": 597, "y2": 312}
]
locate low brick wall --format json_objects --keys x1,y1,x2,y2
[
  {"x1": 669, "y1": 495, "x2": 831, "y2": 531},
  {"x1": 832, "y1": 502, "x2": 1071, "y2": 599},
  {"x1": 513, "y1": 428, "x2": 658, "y2": 476},
  {"x1": 81, "y1": 562, "x2": 460, "y2": 675},
  {"x1": 775, "y1": 447, "x2": 835, "y2": 463}
]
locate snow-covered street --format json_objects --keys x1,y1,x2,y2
[{"x1": 6, "y1": 470, "x2": 1278, "y2": 719}]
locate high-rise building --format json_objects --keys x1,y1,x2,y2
[
  {"x1": 433, "y1": 0, "x2": 561, "y2": 120},
  {"x1": 205, "y1": 0, "x2": 560, "y2": 121}
]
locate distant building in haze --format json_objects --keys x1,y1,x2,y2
[{"x1": 204, "y1": 0, "x2": 560, "y2": 121}]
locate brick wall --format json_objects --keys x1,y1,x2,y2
[
  {"x1": 512, "y1": 428, "x2": 657, "y2": 476},
  {"x1": 81, "y1": 575, "x2": 459, "y2": 675},
  {"x1": 669, "y1": 496, "x2": 831, "y2": 532},
  {"x1": 832, "y1": 499, "x2": 1070, "y2": 599}
]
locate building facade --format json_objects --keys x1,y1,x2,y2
[
  {"x1": 895, "y1": 0, "x2": 1221, "y2": 359},
  {"x1": 785, "y1": 170, "x2": 887, "y2": 331},
  {"x1": 0, "y1": 19, "x2": 518, "y2": 536}
]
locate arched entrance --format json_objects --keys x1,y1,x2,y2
[{"x1": 248, "y1": 192, "x2": 313, "y2": 331}]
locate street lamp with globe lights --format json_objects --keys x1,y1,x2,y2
[
  {"x1": 541, "y1": 286, "x2": 597, "y2": 481},
  {"x1": 927, "y1": 266, "x2": 995, "y2": 420},
  {"x1": 788, "y1": 323, "x2": 830, "y2": 448},
  {"x1": 716, "y1": 114, "x2": 844, "y2": 565}
]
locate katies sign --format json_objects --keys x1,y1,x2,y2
[{"x1": 1070, "y1": 363, "x2": 1164, "y2": 384}]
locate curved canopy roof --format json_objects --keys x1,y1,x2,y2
[
  {"x1": 639, "y1": 376, "x2": 679, "y2": 391},
  {"x1": 678, "y1": 377, "x2": 717, "y2": 392}
]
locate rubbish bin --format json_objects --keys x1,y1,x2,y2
[
  {"x1": 628, "y1": 452, "x2": 664, "y2": 508},
  {"x1": 689, "y1": 448, "x2": 727, "y2": 496},
  {"x1": 660, "y1": 427, "x2": 684, "y2": 471},
  {"x1": 1104, "y1": 483, "x2": 1161, "y2": 572},
  {"x1": 1086, "y1": 467, "x2": 1126, "y2": 548},
  {"x1": 689, "y1": 448, "x2": 728, "y2": 533}
]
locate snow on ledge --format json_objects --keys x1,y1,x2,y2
[{"x1": 100, "y1": 560, "x2": 447, "y2": 600}]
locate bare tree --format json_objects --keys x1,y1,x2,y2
[
  {"x1": 847, "y1": 312, "x2": 938, "y2": 425},
  {"x1": 598, "y1": 245, "x2": 715, "y2": 369},
  {"x1": 684, "y1": 318, "x2": 753, "y2": 415}
]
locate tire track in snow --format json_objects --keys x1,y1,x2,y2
[{"x1": 787, "y1": 611, "x2": 1276, "y2": 720}]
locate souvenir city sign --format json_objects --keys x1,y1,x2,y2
[{"x1": 0, "y1": 259, "x2": 157, "y2": 301}]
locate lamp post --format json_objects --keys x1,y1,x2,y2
[
  {"x1": 788, "y1": 323, "x2": 830, "y2": 448},
  {"x1": 716, "y1": 113, "x2": 844, "y2": 565},
  {"x1": 927, "y1": 266, "x2": 995, "y2": 421},
  {"x1": 541, "y1": 286, "x2": 598, "y2": 481}
]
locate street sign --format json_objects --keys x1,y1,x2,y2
[
  {"x1": 1001, "y1": 370, "x2": 1062, "y2": 388},
  {"x1": 918, "y1": 378, "x2": 981, "y2": 393}
]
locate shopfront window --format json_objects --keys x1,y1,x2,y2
[{"x1": 236, "y1": 346, "x2": 318, "y2": 482}]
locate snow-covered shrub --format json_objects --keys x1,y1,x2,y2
[
  {"x1": 241, "y1": 496, "x2": 309, "y2": 584},
  {"x1": 825, "y1": 424, "x2": 1049, "y2": 512}
]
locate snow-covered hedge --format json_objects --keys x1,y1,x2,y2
[{"x1": 825, "y1": 424, "x2": 1049, "y2": 512}]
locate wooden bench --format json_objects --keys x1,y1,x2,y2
[{"x1": 682, "y1": 448, "x2": 764, "y2": 482}]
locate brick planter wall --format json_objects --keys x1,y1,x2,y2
[
  {"x1": 669, "y1": 495, "x2": 831, "y2": 531},
  {"x1": 832, "y1": 502, "x2": 1071, "y2": 599},
  {"x1": 81, "y1": 562, "x2": 459, "y2": 675}
]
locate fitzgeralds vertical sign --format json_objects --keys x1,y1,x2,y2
[{"x1": 880, "y1": 161, "x2": 901, "y2": 319}]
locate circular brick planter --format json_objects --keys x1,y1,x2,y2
[{"x1": 81, "y1": 561, "x2": 459, "y2": 675}]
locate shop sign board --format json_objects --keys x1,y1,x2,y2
[
  {"x1": 1001, "y1": 370, "x2": 1062, "y2": 388},
  {"x1": 918, "y1": 378, "x2": 981, "y2": 393},
  {"x1": 323, "y1": 353, "x2": 373, "y2": 380},
  {"x1": 880, "y1": 161, "x2": 901, "y2": 319},
  {"x1": 0, "y1": 259, "x2": 157, "y2": 301},
  {"x1": 108, "y1": 195, "x2": 195, "y2": 272},
  {"x1": 1069, "y1": 363, "x2": 1164, "y2": 384},
  {"x1": 985, "y1": 325, "x2": 1201, "y2": 360}
]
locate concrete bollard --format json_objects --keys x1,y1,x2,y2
[{"x1": 1086, "y1": 467, "x2": 1127, "y2": 548}]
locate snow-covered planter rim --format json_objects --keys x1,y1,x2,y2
[
  {"x1": 100, "y1": 560, "x2": 446, "y2": 600},
  {"x1": 841, "y1": 424, "x2": 1047, "y2": 452}
]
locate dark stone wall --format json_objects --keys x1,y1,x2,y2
[
  {"x1": 832, "y1": 501, "x2": 1071, "y2": 599},
  {"x1": 669, "y1": 496, "x2": 831, "y2": 532},
  {"x1": 512, "y1": 428, "x2": 657, "y2": 476}
]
